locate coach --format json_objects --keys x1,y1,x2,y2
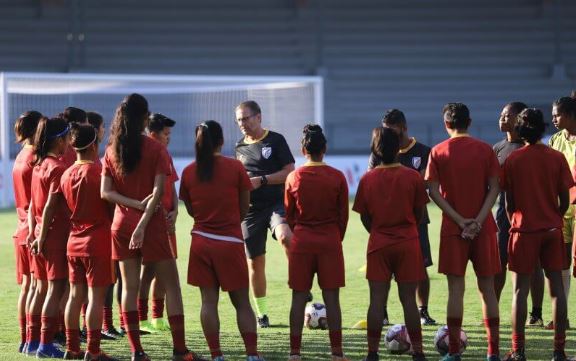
[{"x1": 235, "y1": 100, "x2": 295, "y2": 328}]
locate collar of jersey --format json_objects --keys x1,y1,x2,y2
[
  {"x1": 304, "y1": 161, "x2": 326, "y2": 167},
  {"x1": 244, "y1": 129, "x2": 269, "y2": 144},
  {"x1": 23, "y1": 144, "x2": 33, "y2": 149},
  {"x1": 75, "y1": 160, "x2": 94, "y2": 165},
  {"x1": 451, "y1": 133, "x2": 470, "y2": 138},
  {"x1": 375, "y1": 163, "x2": 402, "y2": 169},
  {"x1": 47, "y1": 152, "x2": 58, "y2": 158},
  {"x1": 399, "y1": 138, "x2": 417, "y2": 154}
]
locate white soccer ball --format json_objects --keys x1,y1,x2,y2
[
  {"x1": 304, "y1": 303, "x2": 328, "y2": 330},
  {"x1": 434, "y1": 325, "x2": 468, "y2": 356},
  {"x1": 384, "y1": 324, "x2": 412, "y2": 354}
]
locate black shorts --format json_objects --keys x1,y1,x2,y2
[
  {"x1": 419, "y1": 223, "x2": 433, "y2": 268},
  {"x1": 242, "y1": 202, "x2": 287, "y2": 259}
]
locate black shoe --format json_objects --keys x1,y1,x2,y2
[
  {"x1": 257, "y1": 315, "x2": 270, "y2": 328},
  {"x1": 306, "y1": 292, "x2": 313, "y2": 302},
  {"x1": 64, "y1": 350, "x2": 86, "y2": 359},
  {"x1": 527, "y1": 312, "x2": 544, "y2": 327},
  {"x1": 419, "y1": 309, "x2": 436, "y2": 326},
  {"x1": 55, "y1": 331, "x2": 67, "y2": 346},
  {"x1": 131, "y1": 351, "x2": 151, "y2": 361},
  {"x1": 363, "y1": 352, "x2": 379, "y2": 361},
  {"x1": 101, "y1": 326, "x2": 123, "y2": 340},
  {"x1": 503, "y1": 349, "x2": 527, "y2": 361}
]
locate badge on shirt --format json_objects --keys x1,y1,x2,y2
[
  {"x1": 262, "y1": 146, "x2": 272, "y2": 159},
  {"x1": 412, "y1": 156, "x2": 421, "y2": 169}
]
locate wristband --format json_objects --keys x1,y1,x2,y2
[{"x1": 260, "y1": 175, "x2": 268, "y2": 186}]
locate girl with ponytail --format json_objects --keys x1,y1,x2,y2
[
  {"x1": 101, "y1": 94, "x2": 204, "y2": 361},
  {"x1": 284, "y1": 124, "x2": 349, "y2": 361},
  {"x1": 180, "y1": 120, "x2": 264, "y2": 361},
  {"x1": 12, "y1": 110, "x2": 41, "y2": 353},
  {"x1": 27, "y1": 116, "x2": 71, "y2": 358}
]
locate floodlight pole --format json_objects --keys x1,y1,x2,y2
[{"x1": 0, "y1": 73, "x2": 10, "y2": 208}]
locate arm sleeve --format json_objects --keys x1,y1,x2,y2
[
  {"x1": 237, "y1": 161, "x2": 253, "y2": 191},
  {"x1": 413, "y1": 176, "x2": 430, "y2": 208},
  {"x1": 178, "y1": 168, "x2": 190, "y2": 202},
  {"x1": 169, "y1": 157, "x2": 179, "y2": 182},
  {"x1": 487, "y1": 150, "x2": 500, "y2": 179},
  {"x1": 352, "y1": 177, "x2": 367, "y2": 214},
  {"x1": 558, "y1": 156, "x2": 575, "y2": 191},
  {"x1": 155, "y1": 146, "x2": 171, "y2": 176},
  {"x1": 48, "y1": 166, "x2": 66, "y2": 194},
  {"x1": 274, "y1": 134, "x2": 296, "y2": 167},
  {"x1": 284, "y1": 173, "x2": 296, "y2": 229},
  {"x1": 424, "y1": 151, "x2": 438, "y2": 182}
]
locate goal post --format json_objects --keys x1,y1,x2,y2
[{"x1": 0, "y1": 72, "x2": 324, "y2": 208}]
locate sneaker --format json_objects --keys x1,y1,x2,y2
[
  {"x1": 247, "y1": 356, "x2": 266, "y2": 361},
  {"x1": 131, "y1": 351, "x2": 151, "y2": 361},
  {"x1": 527, "y1": 312, "x2": 544, "y2": 327},
  {"x1": 139, "y1": 320, "x2": 158, "y2": 334},
  {"x1": 18, "y1": 342, "x2": 26, "y2": 353},
  {"x1": 257, "y1": 315, "x2": 270, "y2": 328},
  {"x1": 331, "y1": 356, "x2": 349, "y2": 361},
  {"x1": 55, "y1": 331, "x2": 67, "y2": 346},
  {"x1": 503, "y1": 349, "x2": 527, "y2": 361},
  {"x1": 412, "y1": 353, "x2": 427, "y2": 361},
  {"x1": 150, "y1": 318, "x2": 171, "y2": 331},
  {"x1": 172, "y1": 349, "x2": 209, "y2": 361},
  {"x1": 362, "y1": 353, "x2": 379, "y2": 361},
  {"x1": 288, "y1": 355, "x2": 302, "y2": 361},
  {"x1": 440, "y1": 354, "x2": 461, "y2": 361},
  {"x1": 64, "y1": 350, "x2": 86, "y2": 359},
  {"x1": 84, "y1": 351, "x2": 119, "y2": 361},
  {"x1": 545, "y1": 320, "x2": 571, "y2": 330},
  {"x1": 25, "y1": 340, "x2": 39, "y2": 356},
  {"x1": 36, "y1": 342, "x2": 65, "y2": 358},
  {"x1": 101, "y1": 326, "x2": 123, "y2": 340},
  {"x1": 382, "y1": 316, "x2": 389, "y2": 326},
  {"x1": 487, "y1": 356, "x2": 502, "y2": 361},
  {"x1": 420, "y1": 309, "x2": 436, "y2": 326},
  {"x1": 551, "y1": 350, "x2": 576, "y2": 361}
]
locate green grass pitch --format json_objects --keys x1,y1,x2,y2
[{"x1": 0, "y1": 204, "x2": 575, "y2": 360}]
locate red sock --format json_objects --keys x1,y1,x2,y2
[
  {"x1": 205, "y1": 333, "x2": 222, "y2": 358},
  {"x1": 329, "y1": 330, "x2": 343, "y2": 356},
  {"x1": 241, "y1": 332, "x2": 258, "y2": 356},
  {"x1": 40, "y1": 315, "x2": 57, "y2": 345},
  {"x1": 168, "y1": 314, "x2": 187, "y2": 354},
  {"x1": 19, "y1": 314, "x2": 26, "y2": 344},
  {"x1": 554, "y1": 330, "x2": 566, "y2": 353},
  {"x1": 152, "y1": 298, "x2": 165, "y2": 319},
  {"x1": 87, "y1": 329, "x2": 102, "y2": 355},
  {"x1": 137, "y1": 298, "x2": 148, "y2": 322},
  {"x1": 59, "y1": 312, "x2": 65, "y2": 333},
  {"x1": 484, "y1": 317, "x2": 500, "y2": 356},
  {"x1": 123, "y1": 311, "x2": 143, "y2": 353},
  {"x1": 408, "y1": 327, "x2": 423, "y2": 354},
  {"x1": 290, "y1": 334, "x2": 302, "y2": 355},
  {"x1": 66, "y1": 328, "x2": 81, "y2": 353},
  {"x1": 29, "y1": 314, "x2": 41, "y2": 343},
  {"x1": 447, "y1": 317, "x2": 463, "y2": 355},
  {"x1": 81, "y1": 304, "x2": 87, "y2": 330},
  {"x1": 512, "y1": 332, "x2": 525, "y2": 352},
  {"x1": 367, "y1": 329, "x2": 382, "y2": 353},
  {"x1": 102, "y1": 307, "x2": 113, "y2": 331}
]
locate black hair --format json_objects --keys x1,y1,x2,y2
[
  {"x1": 301, "y1": 124, "x2": 326, "y2": 156},
  {"x1": 506, "y1": 101, "x2": 528, "y2": 116},
  {"x1": 109, "y1": 93, "x2": 149, "y2": 175},
  {"x1": 14, "y1": 110, "x2": 42, "y2": 144},
  {"x1": 515, "y1": 108, "x2": 547, "y2": 145},
  {"x1": 371, "y1": 127, "x2": 400, "y2": 165},
  {"x1": 70, "y1": 123, "x2": 97, "y2": 154},
  {"x1": 148, "y1": 113, "x2": 176, "y2": 133},
  {"x1": 86, "y1": 111, "x2": 104, "y2": 129},
  {"x1": 195, "y1": 120, "x2": 224, "y2": 182},
  {"x1": 33, "y1": 116, "x2": 69, "y2": 165},
  {"x1": 381, "y1": 109, "x2": 406, "y2": 127},
  {"x1": 553, "y1": 96, "x2": 576, "y2": 119},
  {"x1": 62, "y1": 107, "x2": 87, "y2": 124},
  {"x1": 442, "y1": 103, "x2": 471, "y2": 130},
  {"x1": 236, "y1": 100, "x2": 261, "y2": 115}
]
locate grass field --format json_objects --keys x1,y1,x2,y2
[{"x1": 0, "y1": 204, "x2": 575, "y2": 361}]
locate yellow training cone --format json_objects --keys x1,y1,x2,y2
[
  {"x1": 358, "y1": 264, "x2": 367, "y2": 273},
  {"x1": 352, "y1": 319, "x2": 367, "y2": 329}
]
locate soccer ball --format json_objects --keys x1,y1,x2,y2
[
  {"x1": 434, "y1": 325, "x2": 468, "y2": 355},
  {"x1": 304, "y1": 303, "x2": 328, "y2": 330},
  {"x1": 384, "y1": 324, "x2": 412, "y2": 354}
]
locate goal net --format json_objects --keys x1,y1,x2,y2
[{"x1": 0, "y1": 72, "x2": 323, "y2": 207}]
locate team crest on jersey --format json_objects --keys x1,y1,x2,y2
[
  {"x1": 262, "y1": 146, "x2": 272, "y2": 159},
  {"x1": 412, "y1": 156, "x2": 421, "y2": 169}
]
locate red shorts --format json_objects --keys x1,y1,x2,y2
[
  {"x1": 169, "y1": 232, "x2": 177, "y2": 259},
  {"x1": 289, "y1": 248, "x2": 345, "y2": 291},
  {"x1": 366, "y1": 239, "x2": 425, "y2": 283},
  {"x1": 438, "y1": 232, "x2": 501, "y2": 277},
  {"x1": 15, "y1": 243, "x2": 33, "y2": 284},
  {"x1": 509, "y1": 229, "x2": 565, "y2": 274},
  {"x1": 68, "y1": 256, "x2": 113, "y2": 287},
  {"x1": 111, "y1": 218, "x2": 174, "y2": 264},
  {"x1": 187, "y1": 234, "x2": 248, "y2": 292},
  {"x1": 33, "y1": 250, "x2": 68, "y2": 281}
]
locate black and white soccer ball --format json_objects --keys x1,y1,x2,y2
[{"x1": 304, "y1": 303, "x2": 328, "y2": 330}]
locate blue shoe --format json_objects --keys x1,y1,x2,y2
[
  {"x1": 440, "y1": 355, "x2": 461, "y2": 361},
  {"x1": 487, "y1": 356, "x2": 501, "y2": 361},
  {"x1": 246, "y1": 356, "x2": 265, "y2": 361},
  {"x1": 36, "y1": 342, "x2": 65, "y2": 358},
  {"x1": 25, "y1": 340, "x2": 39, "y2": 356}
]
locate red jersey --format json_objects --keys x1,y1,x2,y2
[
  {"x1": 285, "y1": 162, "x2": 349, "y2": 253},
  {"x1": 502, "y1": 144, "x2": 574, "y2": 232},
  {"x1": 179, "y1": 156, "x2": 252, "y2": 240},
  {"x1": 425, "y1": 135, "x2": 499, "y2": 237},
  {"x1": 353, "y1": 164, "x2": 429, "y2": 253},
  {"x1": 60, "y1": 144, "x2": 76, "y2": 167},
  {"x1": 30, "y1": 156, "x2": 71, "y2": 251},
  {"x1": 61, "y1": 161, "x2": 112, "y2": 257},
  {"x1": 12, "y1": 145, "x2": 35, "y2": 245},
  {"x1": 162, "y1": 154, "x2": 179, "y2": 211},
  {"x1": 102, "y1": 136, "x2": 171, "y2": 235}
]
